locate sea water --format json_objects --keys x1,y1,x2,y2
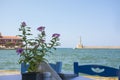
[{"x1": 0, "y1": 48, "x2": 120, "y2": 73}]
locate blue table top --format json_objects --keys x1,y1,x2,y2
[
  {"x1": 71, "y1": 76, "x2": 92, "y2": 80},
  {"x1": 0, "y1": 74, "x2": 21, "y2": 80},
  {"x1": 0, "y1": 74, "x2": 92, "y2": 80}
]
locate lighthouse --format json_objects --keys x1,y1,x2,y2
[{"x1": 76, "y1": 36, "x2": 83, "y2": 48}]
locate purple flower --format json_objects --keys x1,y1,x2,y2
[
  {"x1": 52, "y1": 33, "x2": 60, "y2": 38},
  {"x1": 16, "y1": 48, "x2": 24, "y2": 55},
  {"x1": 21, "y1": 22, "x2": 27, "y2": 27},
  {"x1": 37, "y1": 26, "x2": 45, "y2": 32}
]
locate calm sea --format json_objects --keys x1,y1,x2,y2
[{"x1": 0, "y1": 48, "x2": 120, "y2": 72}]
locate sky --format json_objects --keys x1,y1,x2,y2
[{"x1": 0, "y1": 0, "x2": 120, "y2": 48}]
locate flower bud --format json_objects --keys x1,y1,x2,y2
[{"x1": 21, "y1": 22, "x2": 27, "y2": 27}]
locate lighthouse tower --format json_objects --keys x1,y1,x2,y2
[{"x1": 76, "y1": 36, "x2": 83, "y2": 48}]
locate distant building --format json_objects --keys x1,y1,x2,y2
[{"x1": 0, "y1": 32, "x2": 22, "y2": 49}]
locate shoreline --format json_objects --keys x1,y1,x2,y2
[
  {"x1": 1, "y1": 46, "x2": 120, "y2": 50},
  {"x1": 0, "y1": 70, "x2": 20, "y2": 76},
  {"x1": 76, "y1": 46, "x2": 120, "y2": 49}
]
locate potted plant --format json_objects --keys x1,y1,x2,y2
[{"x1": 16, "y1": 22, "x2": 60, "y2": 80}]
